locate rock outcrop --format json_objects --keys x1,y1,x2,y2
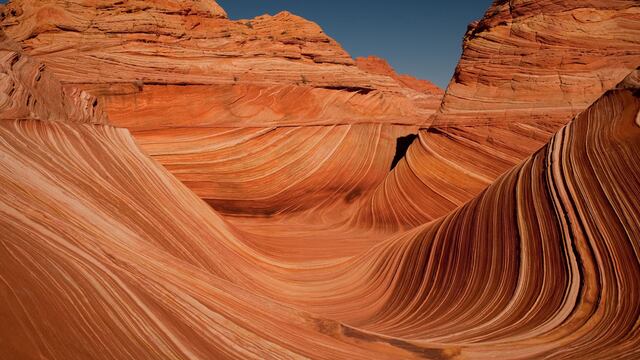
[
  {"x1": 0, "y1": 0, "x2": 447, "y2": 217},
  {"x1": 440, "y1": 0, "x2": 640, "y2": 127},
  {"x1": 355, "y1": 0, "x2": 640, "y2": 229},
  {"x1": 0, "y1": 30, "x2": 106, "y2": 123},
  {"x1": 0, "y1": 0, "x2": 442, "y2": 127},
  {"x1": 356, "y1": 55, "x2": 444, "y2": 112},
  {"x1": 1, "y1": 1, "x2": 640, "y2": 358},
  {"x1": 0, "y1": 110, "x2": 422, "y2": 360},
  {"x1": 356, "y1": 56, "x2": 443, "y2": 96},
  {"x1": 1, "y1": 20, "x2": 639, "y2": 356}
]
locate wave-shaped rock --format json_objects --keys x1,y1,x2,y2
[
  {"x1": 355, "y1": 0, "x2": 640, "y2": 229},
  {"x1": 0, "y1": 0, "x2": 447, "y2": 214},
  {"x1": 1, "y1": 55, "x2": 638, "y2": 360},
  {"x1": 134, "y1": 124, "x2": 417, "y2": 217},
  {"x1": 0, "y1": 117, "x2": 435, "y2": 359},
  {"x1": 1, "y1": 1, "x2": 640, "y2": 359}
]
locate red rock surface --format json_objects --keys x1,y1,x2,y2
[
  {"x1": 439, "y1": 0, "x2": 640, "y2": 127},
  {"x1": 0, "y1": 31, "x2": 106, "y2": 123},
  {"x1": 1, "y1": 1, "x2": 640, "y2": 359},
  {"x1": 356, "y1": 56, "x2": 444, "y2": 111},
  {"x1": 0, "y1": 0, "x2": 445, "y2": 215},
  {"x1": 0, "y1": 0, "x2": 442, "y2": 127},
  {"x1": 356, "y1": 56, "x2": 444, "y2": 96},
  {"x1": 1, "y1": 43, "x2": 639, "y2": 358},
  {"x1": 355, "y1": 0, "x2": 640, "y2": 229}
]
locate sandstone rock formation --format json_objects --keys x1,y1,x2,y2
[
  {"x1": 1, "y1": 0, "x2": 640, "y2": 359},
  {"x1": 356, "y1": 55, "x2": 444, "y2": 112},
  {"x1": 1, "y1": 35, "x2": 639, "y2": 357},
  {"x1": 356, "y1": 55, "x2": 443, "y2": 96},
  {"x1": 440, "y1": 0, "x2": 640, "y2": 127},
  {"x1": 0, "y1": 31, "x2": 106, "y2": 123},
  {"x1": 0, "y1": 0, "x2": 442, "y2": 127},
  {"x1": 0, "y1": 0, "x2": 447, "y2": 216},
  {"x1": 355, "y1": 0, "x2": 640, "y2": 229}
]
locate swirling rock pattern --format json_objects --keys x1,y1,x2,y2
[
  {"x1": 0, "y1": 119, "x2": 431, "y2": 360},
  {"x1": 1, "y1": 1, "x2": 640, "y2": 359},
  {"x1": 1, "y1": 64, "x2": 639, "y2": 360},
  {"x1": 0, "y1": 0, "x2": 445, "y2": 215},
  {"x1": 132, "y1": 124, "x2": 419, "y2": 218},
  {"x1": 355, "y1": 0, "x2": 640, "y2": 229}
]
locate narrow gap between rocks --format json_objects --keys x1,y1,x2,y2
[{"x1": 390, "y1": 134, "x2": 417, "y2": 170}]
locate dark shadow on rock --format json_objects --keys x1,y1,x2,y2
[{"x1": 390, "y1": 133, "x2": 418, "y2": 170}]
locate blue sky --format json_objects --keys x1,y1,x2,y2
[{"x1": 218, "y1": 0, "x2": 494, "y2": 89}]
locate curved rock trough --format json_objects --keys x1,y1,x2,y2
[{"x1": 0, "y1": 0, "x2": 639, "y2": 359}]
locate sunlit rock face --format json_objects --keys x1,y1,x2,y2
[
  {"x1": 0, "y1": 0, "x2": 446, "y2": 218},
  {"x1": 354, "y1": 0, "x2": 640, "y2": 230},
  {"x1": 356, "y1": 55, "x2": 445, "y2": 112},
  {"x1": 0, "y1": 31, "x2": 106, "y2": 123},
  {"x1": 0, "y1": 32, "x2": 418, "y2": 358},
  {"x1": 440, "y1": 0, "x2": 640, "y2": 126},
  {"x1": 0, "y1": 0, "x2": 442, "y2": 127},
  {"x1": 1, "y1": 35, "x2": 639, "y2": 358},
  {"x1": 1, "y1": 1, "x2": 640, "y2": 359}
]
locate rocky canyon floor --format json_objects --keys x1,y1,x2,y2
[{"x1": 0, "y1": 0, "x2": 639, "y2": 359}]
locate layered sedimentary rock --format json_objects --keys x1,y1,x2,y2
[
  {"x1": 356, "y1": 55, "x2": 444, "y2": 112},
  {"x1": 5, "y1": 0, "x2": 636, "y2": 225},
  {"x1": 0, "y1": 119, "x2": 427, "y2": 360},
  {"x1": 0, "y1": 33, "x2": 416, "y2": 358},
  {"x1": 1, "y1": 0, "x2": 640, "y2": 358},
  {"x1": 356, "y1": 56, "x2": 443, "y2": 97},
  {"x1": 0, "y1": 0, "x2": 441, "y2": 127},
  {"x1": 440, "y1": 0, "x2": 640, "y2": 126},
  {"x1": 0, "y1": 0, "x2": 447, "y2": 217},
  {"x1": 356, "y1": 0, "x2": 640, "y2": 229},
  {"x1": 0, "y1": 31, "x2": 106, "y2": 123},
  {"x1": 346, "y1": 73, "x2": 640, "y2": 359},
  {"x1": 135, "y1": 124, "x2": 415, "y2": 218},
  {"x1": 1, "y1": 20, "x2": 639, "y2": 356}
]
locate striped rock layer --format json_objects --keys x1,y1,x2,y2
[
  {"x1": 0, "y1": 0, "x2": 442, "y2": 128},
  {"x1": 0, "y1": 0, "x2": 445, "y2": 217},
  {"x1": 0, "y1": 31, "x2": 106, "y2": 124},
  {"x1": 356, "y1": 0, "x2": 640, "y2": 229},
  {"x1": 1, "y1": 33, "x2": 639, "y2": 358},
  {"x1": 0, "y1": 1, "x2": 640, "y2": 359},
  {"x1": 2, "y1": 0, "x2": 637, "y2": 225}
]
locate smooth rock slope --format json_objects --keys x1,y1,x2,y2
[
  {"x1": 1, "y1": 39, "x2": 639, "y2": 358},
  {"x1": 1, "y1": 1, "x2": 640, "y2": 359},
  {"x1": 0, "y1": 0, "x2": 444, "y2": 217},
  {"x1": 355, "y1": 0, "x2": 640, "y2": 229}
]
